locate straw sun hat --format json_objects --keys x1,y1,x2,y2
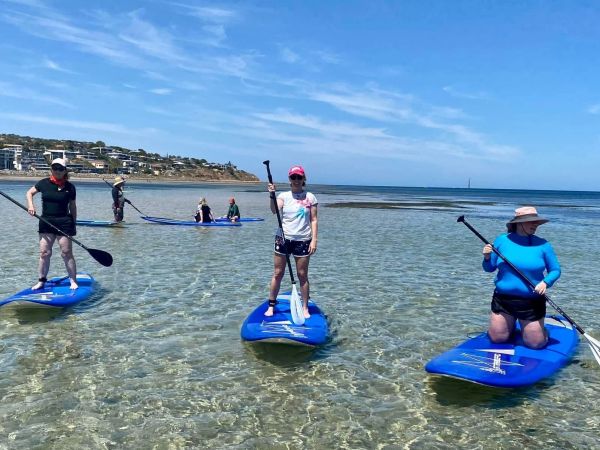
[{"x1": 506, "y1": 206, "x2": 549, "y2": 226}]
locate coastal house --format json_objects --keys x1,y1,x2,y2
[
  {"x1": 90, "y1": 146, "x2": 114, "y2": 154},
  {"x1": 0, "y1": 145, "x2": 22, "y2": 169}
]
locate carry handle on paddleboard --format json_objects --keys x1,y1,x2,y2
[
  {"x1": 457, "y1": 215, "x2": 584, "y2": 334},
  {"x1": 0, "y1": 190, "x2": 113, "y2": 267},
  {"x1": 263, "y1": 160, "x2": 297, "y2": 286}
]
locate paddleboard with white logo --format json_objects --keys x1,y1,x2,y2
[
  {"x1": 0, "y1": 273, "x2": 96, "y2": 309},
  {"x1": 241, "y1": 292, "x2": 329, "y2": 346},
  {"x1": 425, "y1": 315, "x2": 578, "y2": 387}
]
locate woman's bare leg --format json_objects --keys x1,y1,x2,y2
[
  {"x1": 57, "y1": 235, "x2": 78, "y2": 289},
  {"x1": 32, "y1": 233, "x2": 55, "y2": 290},
  {"x1": 295, "y1": 255, "x2": 311, "y2": 318},
  {"x1": 488, "y1": 311, "x2": 515, "y2": 343},
  {"x1": 265, "y1": 253, "x2": 287, "y2": 317}
]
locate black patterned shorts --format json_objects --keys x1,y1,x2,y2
[{"x1": 274, "y1": 236, "x2": 311, "y2": 257}]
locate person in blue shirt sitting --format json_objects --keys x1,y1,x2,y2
[{"x1": 482, "y1": 206, "x2": 560, "y2": 349}]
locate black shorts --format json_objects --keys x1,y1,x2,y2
[
  {"x1": 39, "y1": 215, "x2": 76, "y2": 236},
  {"x1": 491, "y1": 291, "x2": 546, "y2": 321},
  {"x1": 274, "y1": 235, "x2": 311, "y2": 257}
]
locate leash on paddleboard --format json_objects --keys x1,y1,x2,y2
[
  {"x1": 263, "y1": 160, "x2": 305, "y2": 326},
  {"x1": 458, "y1": 215, "x2": 600, "y2": 366},
  {"x1": 102, "y1": 178, "x2": 148, "y2": 217},
  {"x1": 0, "y1": 190, "x2": 113, "y2": 267}
]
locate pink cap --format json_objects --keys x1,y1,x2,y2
[{"x1": 288, "y1": 165, "x2": 305, "y2": 177}]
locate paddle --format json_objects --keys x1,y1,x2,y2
[
  {"x1": 458, "y1": 215, "x2": 600, "y2": 366},
  {"x1": 102, "y1": 178, "x2": 148, "y2": 217},
  {"x1": 0, "y1": 190, "x2": 113, "y2": 267},
  {"x1": 263, "y1": 160, "x2": 305, "y2": 325}
]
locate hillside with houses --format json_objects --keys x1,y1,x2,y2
[{"x1": 0, "y1": 134, "x2": 259, "y2": 182}]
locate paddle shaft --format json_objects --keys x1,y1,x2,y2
[
  {"x1": 102, "y1": 178, "x2": 147, "y2": 216},
  {"x1": 458, "y1": 215, "x2": 586, "y2": 335},
  {"x1": 263, "y1": 160, "x2": 297, "y2": 285},
  {"x1": 0, "y1": 190, "x2": 90, "y2": 249},
  {"x1": 0, "y1": 189, "x2": 112, "y2": 266}
]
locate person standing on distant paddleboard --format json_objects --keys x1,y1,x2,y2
[
  {"x1": 482, "y1": 206, "x2": 561, "y2": 349},
  {"x1": 265, "y1": 165, "x2": 318, "y2": 318},
  {"x1": 112, "y1": 176, "x2": 130, "y2": 222},
  {"x1": 26, "y1": 158, "x2": 79, "y2": 290}
]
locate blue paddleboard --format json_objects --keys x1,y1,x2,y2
[
  {"x1": 241, "y1": 292, "x2": 329, "y2": 346},
  {"x1": 77, "y1": 219, "x2": 122, "y2": 227},
  {"x1": 142, "y1": 216, "x2": 242, "y2": 227},
  {"x1": 0, "y1": 273, "x2": 96, "y2": 309},
  {"x1": 215, "y1": 217, "x2": 264, "y2": 223},
  {"x1": 425, "y1": 315, "x2": 578, "y2": 388}
]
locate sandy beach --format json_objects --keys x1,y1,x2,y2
[{"x1": 0, "y1": 172, "x2": 263, "y2": 185}]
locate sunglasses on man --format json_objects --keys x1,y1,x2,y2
[
  {"x1": 51, "y1": 165, "x2": 66, "y2": 171},
  {"x1": 289, "y1": 175, "x2": 303, "y2": 180}
]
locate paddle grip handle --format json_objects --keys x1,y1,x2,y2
[{"x1": 459, "y1": 215, "x2": 585, "y2": 335}]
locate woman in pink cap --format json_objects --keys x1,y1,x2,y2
[
  {"x1": 265, "y1": 165, "x2": 318, "y2": 318},
  {"x1": 482, "y1": 206, "x2": 561, "y2": 349}
]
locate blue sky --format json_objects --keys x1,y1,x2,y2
[{"x1": 1, "y1": 0, "x2": 600, "y2": 189}]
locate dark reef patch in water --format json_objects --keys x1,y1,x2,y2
[{"x1": 324, "y1": 200, "x2": 495, "y2": 210}]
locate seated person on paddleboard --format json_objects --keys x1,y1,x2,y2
[
  {"x1": 482, "y1": 206, "x2": 561, "y2": 349},
  {"x1": 265, "y1": 165, "x2": 318, "y2": 319},
  {"x1": 112, "y1": 176, "x2": 130, "y2": 222},
  {"x1": 224, "y1": 197, "x2": 240, "y2": 222},
  {"x1": 195, "y1": 197, "x2": 214, "y2": 223},
  {"x1": 26, "y1": 158, "x2": 79, "y2": 290}
]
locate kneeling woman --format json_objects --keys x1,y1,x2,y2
[
  {"x1": 26, "y1": 158, "x2": 79, "y2": 290},
  {"x1": 265, "y1": 165, "x2": 318, "y2": 318},
  {"x1": 482, "y1": 206, "x2": 560, "y2": 349}
]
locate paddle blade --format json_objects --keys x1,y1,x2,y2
[
  {"x1": 583, "y1": 333, "x2": 600, "y2": 366},
  {"x1": 290, "y1": 284, "x2": 305, "y2": 326},
  {"x1": 88, "y1": 248, "x2": 113, "y2": 267}
]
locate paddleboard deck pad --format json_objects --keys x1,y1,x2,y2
[
  {"x1": 425, "y1": 315, "x2": 578, "y2": 388},
  {"x1": 0, "y1": 273, "x2": 96, "y2": 309},
  {"x1": 77, "y1": 219, "x2": 122, "y2": 227},
  {"x1": 241, "y1": 292, "x2": 328, "y2": 346},
  {"x1": 142, "y1": 216, "x2": 241, "y2": 226}
]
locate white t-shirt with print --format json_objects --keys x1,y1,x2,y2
[{"x1": 277, "y1": 190, "x2": 318, "y2": 241}]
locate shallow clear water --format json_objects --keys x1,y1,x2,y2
[{"x1": 1, "y1": 179, "x2": 599, "y2": 449}]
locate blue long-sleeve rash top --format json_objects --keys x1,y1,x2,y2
[{"x1": 482, "y1": 233, "x2": 561, "y2": 298}]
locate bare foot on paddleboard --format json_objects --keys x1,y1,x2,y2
[
  {"x1": 31, "y1": 281, "x2": 44, "y2": 290},
  {"x1": 303, "y1": 308, "x2": 310, "y2": 319},
  {"x1": 264, "y1": 306, "x2": 274, "y2": 317},
  {"x1": 70, "y1": 282, "x2": 79, "y2": 290}
]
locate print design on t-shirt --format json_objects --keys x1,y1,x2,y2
[{"x1": 294, "y1": 197, "x2": 313, "y2": 220}]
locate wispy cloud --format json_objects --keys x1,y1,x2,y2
[
  {"x1": 176, "y1": 3, "x2": 238, "y2": 47},
  {"x1": 443, "y1": 85, "x2": 491, "y2": 101},
  {"x1": 254, "y1": 109, "x2": 390, "y2": 139},
  {"x1": 280, "y1": 47, "x2": 300, "y2": 64},
  {"x1": 587, "y1": 104, "x2": 600, "y2": 114},
  {"x1": 0, "y1": 81, "x2": 73, "y2": 108},
  {"x1": 42, "y1": 56, "x2": 75, "y2": 73},
  {"x1": 0, "y1": 112, "x2": 157, "y2": 136},
  {"x1": 150, "y1": 88, "x2": 172, "y2": 95},
  {"x1": 0, "y1": 3, "x2": 253, "y2": 79},
  {"x1": 118, "y1": 11, "x2": 185, "y2": 62}
]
